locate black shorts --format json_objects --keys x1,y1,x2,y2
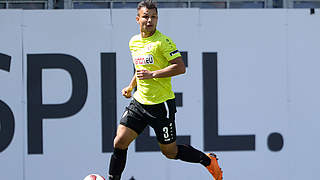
[{"x1": 120, "y1": 98, "x2": 177, "y2": 144}]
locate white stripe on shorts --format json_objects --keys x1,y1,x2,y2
[{"x1": 164, "y1": 101, "x2": 169, "y2": 119}]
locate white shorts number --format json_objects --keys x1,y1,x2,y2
[{"x1": 163, "y1": 127, "x2": 169, "y2": 139}]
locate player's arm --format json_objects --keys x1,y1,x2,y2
[
  {"x1": 122, "y1": 73, "x2": 137, "y2": 98},
  {"x1": 136, "y1": 56, "x2": 185, "y2": 79}
]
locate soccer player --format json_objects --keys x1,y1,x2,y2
[{"x1": 107, "y1": 1, "x2": 222, "y2": 180}]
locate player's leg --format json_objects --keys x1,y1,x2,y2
[
  {"x1": 113, "y1": 124, "x2": 138, "y2": 149},
  {"x1": 108, "y1": 125, "x2": 138, "y2": 180},
  {"x1": 158, "y1": 141, "x2": 178, "y2": 159},
  {"x1": 154, "y1": 99, "x2": 222, "y2": 180},
  {"x1": 156, "y1": 125, "x2": 211, "y2": 166},
  {"x1": 153, "y1": 99, "x2": 211, "y2": 163},
  {"x1": 108, "y1": 100, "x2": 148, "y2": 180},
  {"x1": 158, "y1": 136, "x2": 223, "y2": 180}
]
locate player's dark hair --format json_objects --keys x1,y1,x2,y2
[{"x1": 137, "y1": 0, "x2": 158, "y2": 15}]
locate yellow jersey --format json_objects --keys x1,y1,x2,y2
[{"x1": 129, "y1": 30, "x2": 181, "y2": 105}]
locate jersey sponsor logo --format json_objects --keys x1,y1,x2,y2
[
  {"x1": 169, "y1": 50, "x2": 179, "y2": 56},
  {"x1": 133, "y1": 54, "x2": 154, "y2": 65}
]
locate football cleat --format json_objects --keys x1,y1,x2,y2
[{"x1": 205, "y1": 153, "x2": 223, "y2": 180}]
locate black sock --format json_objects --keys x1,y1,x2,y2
[
  {"x1": 108, "y1": 148, "x2": 128, "y2": 179},
  {"x1": 108, "y1": 175, "x2": 121, "y2": 180},
  {"x1": 175, "y1": 144, "x2": 211, "y2": 167}
]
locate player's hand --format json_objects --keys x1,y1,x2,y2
[
  {"x1": 122, "y1": 86, "x2": 133, "y2": 98},
  {"x1": 136, "y1": 69, "x2": 154, "y2": 79}
]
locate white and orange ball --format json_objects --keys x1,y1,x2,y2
[{"x1": 83, "y1": 174, "x2": 106, "y2": 180}]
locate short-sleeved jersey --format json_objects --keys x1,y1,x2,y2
[{"x1": 129, "y1": 30, "x2": 181, "y2": 105}]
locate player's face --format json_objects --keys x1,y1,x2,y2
[{"x1": 136, "y1": 7, "x2": 158, "y2": 35}]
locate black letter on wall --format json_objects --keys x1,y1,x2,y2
[
  {"x1": 27, "y1": 54, "x2": 88, "y2": 154},
  {"x1": 101, "y1": 53, "x2": 117, "y2": 153},
  {"x1": 0, "y1": 53, "x2": 11, "y2": 72},
  {"x1": 203, "y1": 52, "x2": 255, "y2": 151},
  {"x1": 0, "y1": 53, "x2": 15, "y2": 153}
]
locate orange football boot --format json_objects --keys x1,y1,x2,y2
[{"x1": 205, "y1": 153, "x2": 223, "y2": 180}]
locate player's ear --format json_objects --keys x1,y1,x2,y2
[{"x1": 136, "y1": 16, "x2": 139, "y2": 23}]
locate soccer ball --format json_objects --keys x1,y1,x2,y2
[{"x1": 83, "y1": 174, "x2": 106, "y2": 180}]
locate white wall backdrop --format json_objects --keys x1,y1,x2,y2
[
  {"x1": 199, "y1": 9, "x2": 289, "y2": 180},
  {"x1": 0, "y1": 10, "x2": 24, "y2": 180},
  {"x1": 0, "y1": 8, "x2": 320, "y2": 180},
  {"x1": 286, "y1": 9, "x2": 320, "y2": 180},
  {"x1": 22, "y1": 10, "x2": 113, "y2": 180}
]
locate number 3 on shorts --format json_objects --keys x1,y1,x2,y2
[{"x1": 163, "y1": 127, "x2": 169, "y2": 139}]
